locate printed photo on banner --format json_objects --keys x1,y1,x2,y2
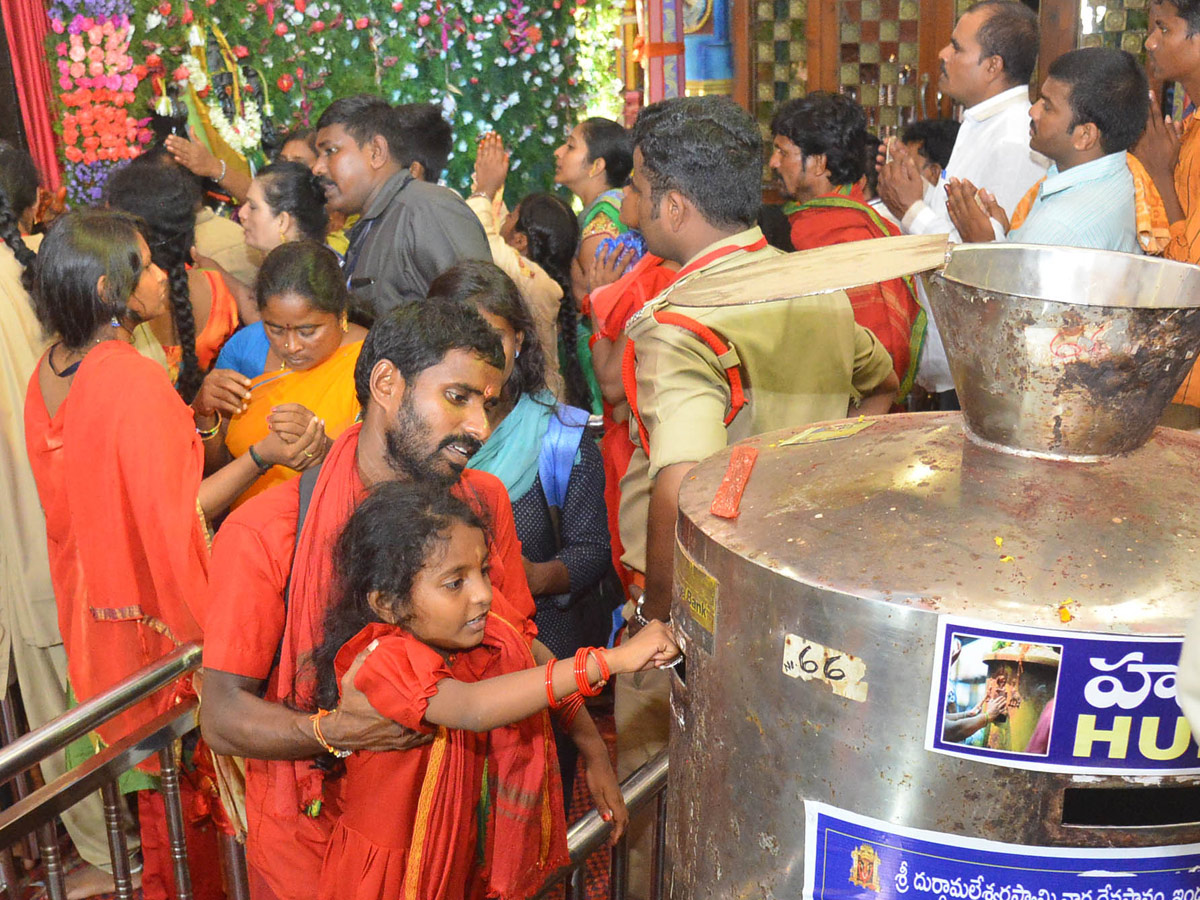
[
  {"x1": 926, "y1": 616, "x2": 1200, "y2": 775},
  {"x1": 802, "y1": 800, "x2": 1200, "y2": 900},
  {"x1": 937, "y1": 632, "x2": 1062, "y2": 756}
]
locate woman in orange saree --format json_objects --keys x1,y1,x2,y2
[
  {"x1": 23, "y1": 210, "x2": 324, "y2": 900},
  {"x1": 194, "y1": 241, "x2": 366, "y2": 508}
]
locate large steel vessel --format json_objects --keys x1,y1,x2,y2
[{"x1": 666, "y1": 244, "x2": 1200, "y2": 898}]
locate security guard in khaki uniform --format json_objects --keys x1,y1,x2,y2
[{"x1": 613, "y1": 95, "x2": 900, "y2": 898}]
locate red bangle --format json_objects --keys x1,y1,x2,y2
[
  {"x1": 560, "y1": 693, "x2": 585, "y2": 729},
  {"x1": 574, "y1": 647, "x2": 608, "y2": 697},
  {"x1": 546, "y1": 659, "x2": 561, "y2": 709},
  {"x1": 592, "y1": 647, "x2": 611, "y2": 683}
]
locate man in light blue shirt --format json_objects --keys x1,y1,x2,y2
[{"x1": 946, "y1": 47, "x2": 1149, "y2": 253}]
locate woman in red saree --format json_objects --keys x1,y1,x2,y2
[
  {"x1": 23, "y1": 210, "x2": 325, "y2": 900},
  {"x1": 309, "y1": 482, "x2": 678, "y2": 900}
]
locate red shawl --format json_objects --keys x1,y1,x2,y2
[
  {"x1": 589, "y1": 253, "x2": 678, "y2": 342},
  {"x1": 273, "y1": 423, "x2": 536, "y2": 818},
  {"x1": 788, "y1": 184, "x2": 924, "y2": 394},
  {"x1": 23, "y1": 341, "x2": 208, "y2": 748}
]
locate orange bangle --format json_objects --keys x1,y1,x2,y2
[
  {"x1": 574, "y1": 647, "x2": 608, "y2": 697},
  {"x1": 310, "y1": 709, "x2": 352, "y2": 759},
  {"x1": 559, "y1": 693, "x2": 586, "y2": 729},
  {"x1": 546, "y1": 659, "x2": 562, "y2": 709}
]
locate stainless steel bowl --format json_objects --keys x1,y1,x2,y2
[{"x1": 926, "y1": 243, "x2": 1200, "y2": 459}]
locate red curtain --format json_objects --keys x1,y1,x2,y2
[{"x1": 1, "y1": 0, "x2": 61, "y2": 190}]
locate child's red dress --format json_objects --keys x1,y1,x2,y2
[{"x1": 319, "y1": 616, "x2": 569, "y2": 900}]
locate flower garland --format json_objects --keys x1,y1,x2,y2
[
  {"x1": 48, "y1": 0, "x2": 150, "y2": 205},
  {"x1": 46, "y1": 0, "x2": 623, "y2": 202},
  {"x1": 206, "y1": 97, "x2": 263, "y2": 154}
]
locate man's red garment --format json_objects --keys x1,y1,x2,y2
[
  {"x1": 203, "y1": 423, "x2": 536, "y2": 900},
  {"x1": 24, "y1": 341, "x2": 222, "y2": 900},
  {"x1": 787, "y1": 184, "x2": 924, "y2": 394},
  {"x1": 588, "y1": 255, "x2": 678, "y2": 589}
]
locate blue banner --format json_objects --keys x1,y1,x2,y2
[
  {"x1": 926, "y1": 617, "x2": 1199, "y2": 775},
  {"x1": 804, "y1": 802, "x2": 1200, "y2": 900}
]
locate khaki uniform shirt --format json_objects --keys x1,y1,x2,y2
[{"x1": 618, "y1": 226, "x2": 894, "y2": 573}]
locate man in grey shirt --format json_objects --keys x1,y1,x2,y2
[{"x1": 313, "y1": 94, "x2": 489, "y2": 317}]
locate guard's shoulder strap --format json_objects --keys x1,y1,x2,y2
[{"x1": 623, "y1": 309, "x2": 748, "y2": 456}]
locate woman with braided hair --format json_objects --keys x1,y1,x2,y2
[
  {"x1": 106, "y1": 155, "x2": 240, "y2": 402},
  {"x1": 23, "y1": 209, "x2": 326, "y2": 900}
]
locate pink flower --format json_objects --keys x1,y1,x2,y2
[
  {"x1": 59, "y1": 75, "x2": 73, "y2": 90},
  {"x1": 69, "y1": 61, "x2": 86, "y2": 78},
  {"x1": 69, "y1": 44, "x2": 86, "y2": 61},
  {"x1": 87, "y1": 26, "x2": 103, "y2": 43},
  {"x1": 106, "y1": 74, "x2": 122, "y2": 89},
  {"x1": 51, "y1": 19, "x2": 65, "y2": 33},
  {"x1": 417, "y1": 12, "x2": 430, "y2": 25},
  {"x1": 122, "y1": 73, "x2": 137, "y2": 91},
  {"x1": 88, "y1": 60, "x2": 104, "y2": 76},
  {"x1": 86, "y1": 45, "x2": 104, "y2": 62},
  {"x1": 102, "y1": 21, "x2": 115, "y2": 34},
  {"x1": 55, "y1": 41, "x2": 68, "y2": 55},
  {"x1": 172, "y1": 66, "x2": 190, "y2": 81},
  {"x1": 57, "y1": 60, "x2": 70, "y2": 74}
]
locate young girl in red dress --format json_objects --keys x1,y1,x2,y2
[{"x1": 309, "y1": 481, "x2": 679, "y2": 900}]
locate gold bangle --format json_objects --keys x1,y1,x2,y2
[
  {"x1": 196, "y1": 410, "x2": 222, "y2": 440},
  {"x1": 310, "y1": 709, "x2": 352, "y2": 759}
]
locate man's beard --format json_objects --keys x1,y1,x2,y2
[{"x1": 383, "y1": 392, "x2": 482, "y2": 486}]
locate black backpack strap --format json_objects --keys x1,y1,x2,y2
[{"x1": 265, "y1": 463, "x2": 322, "y2": 684}]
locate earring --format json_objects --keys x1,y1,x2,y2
[
  {"x1": 110, "y1": 315, "x2": 121, "y2": 328},
  {"x1": 279, "y1": 230, "x2": 289, "y2": 245},
  {"x1": 339, "y1": 311, "x2": 349, "y2": 333},
  {"x1": 515, "y1": 348, "x2": 521, "y2": 358}
]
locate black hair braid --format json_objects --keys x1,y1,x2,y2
[
  {"x1": 166, "y1": 256, "x2": 203, "y2": 402},
  {"x1": 535, "y1": 234, "x2": 590, "y2": 409},
  {"x1": 106, "y1": 159, "x2": 205, "y2": 401},
  {"x1": 514, "y1": 193, "x2": 589, "y2": 409},
  {"x1": 0, "y1": 189, "x2": 36, "y2": 291}
]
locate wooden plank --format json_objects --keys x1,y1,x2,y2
[
  {"x1": 731, "y1": 0, "x2": 753, "y2": 110},
  {"x1": 920, "y1": 0, "x2": 955, "y2": 119},
  {"x1": 665, "y1": 234, "x2": 951, "y2": 308},
  {"x1": 806, "y1": 0, "x2": 840, "y2": 93},
  {"x1": 1038, "y1": 0, "x2": 1078, "y2": 90}
]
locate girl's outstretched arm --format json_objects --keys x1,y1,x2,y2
[
  {"x1": 529, "y1": 640, "x2": 629, "y2": 841},
  {"x1": 426, "y1": 620, "x2": 677, "y2": 733}
]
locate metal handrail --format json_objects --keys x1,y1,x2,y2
[
  {"x1": 535, "y1": 750, "x2": 670, "y2": 900},
  {"x1": 0, "y1": 643, "x2": 202, "y2": 784},
  {"x1": 0, "y1": 702, "x2": 197, "y2": 848}
]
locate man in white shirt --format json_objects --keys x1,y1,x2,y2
[{"x1": 878, "y1": 0, "x2": 1048, "y2": 404}]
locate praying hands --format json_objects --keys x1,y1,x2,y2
[{"x1": 945, "y1": 177, "x2": 1010, "y2": 244}]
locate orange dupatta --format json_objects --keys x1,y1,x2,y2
[{"x1": 224, "y1": 340, "x2": 363, "y2": 508}]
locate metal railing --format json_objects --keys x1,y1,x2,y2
[
  {"x1": 536, "y1": 750, "x2": 670, "y2": 900},
  {"x1": 0, "y1": 644, "x2": 251, "y2": 900},
  {"x1": 0, "y1": 644, "x2": 669, "y2": 900}
]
